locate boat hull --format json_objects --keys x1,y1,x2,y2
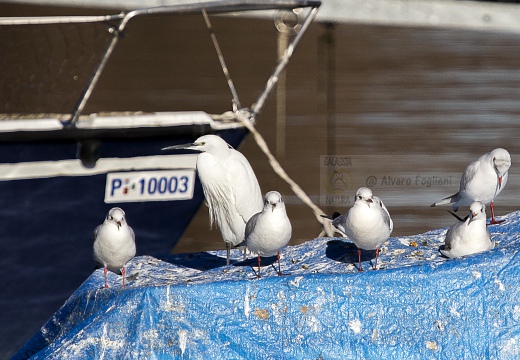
[{"x1": 1, "y1": 125, "x2": 248, "y2": 356}]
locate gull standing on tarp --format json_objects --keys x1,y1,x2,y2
[
  {"x1": 440, "y1": 201, "x2": 494, "y2": 258},
  {"x1": 239, "y1": 191, "x2": 292, "y2": 278},
  {"x1": 431, "y1": 148, "x2": 511, "y2": 224},
  {"x1": 163, "y1": 135, "x2": 263, "y2": 265},
  {"x1": 93, "y1": 207, "x2": 136, "y2": 288},
  {"x1": 325, "y1": 187, "x2": 393, "y2": 271}
]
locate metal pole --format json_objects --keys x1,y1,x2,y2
[{"x1": 276, "y1": 29, "x2": 289, "y2": 159}]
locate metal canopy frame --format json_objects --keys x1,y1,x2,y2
[{"x1": 0, "y1": 0, "x2": 321, "y2": 126}]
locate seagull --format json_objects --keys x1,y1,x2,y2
[
  {"x1": 325, "y1": 187, "x2": 393, "y2": 271},
  {"x1": 239, "y1": 191, "x2": 292, "y2": 278},
  {"x1": 93, "y1": 207, "x2": 136, "y2": 288},
  {"x1": 431, "y1": 148, "x2": 511, "y2": 224},
  {"x1": 163, "y1": 135, "x2": 263, "y2": 265},
  {"x1": 440, "y1": 201, "x2": 494, "y2": 259}
]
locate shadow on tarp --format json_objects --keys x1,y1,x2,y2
[
  {"x1": 158, "y1": 251, "x2": 282, "y2": 272},
  {"x1": 156, "y1": 252, "x2": 228, "y2": 271},
  {"x1": 326, "y1": 239, "x2": 378, "y2": 267}
]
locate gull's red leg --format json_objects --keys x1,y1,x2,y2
[
  {"x1": 489, "y1": 202, "x2": 505, "y2": 225},
  {"x1": 104, "y1": 267, "x2": 108, "y2": 288},
  {"x1": 373, "y1": 247, "x2": 380, "y2": 270},
  {"x1": 257, "y1": 254, "x2": 262, "y2": 278},
  {"x1": 277, "y1": 251, "x2": 283, "y2": 276}
]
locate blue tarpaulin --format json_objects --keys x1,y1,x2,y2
[{"x1": 14, "y1": 211, "x2": 520, "y2": 359}]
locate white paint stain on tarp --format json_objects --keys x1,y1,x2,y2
[
  {"x1": 178, "y1": 330, "x2": 187, "y2": 355},
  {"x1": 244, "y1": 285, "x2": 250, "y2": 318},
  {"x1": 348, "y1": 319, "x2": 362, "y2": 334}
]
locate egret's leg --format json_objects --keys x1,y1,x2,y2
[{"x1": 226, "y1": 243, "x2": 231, "y2": 265}]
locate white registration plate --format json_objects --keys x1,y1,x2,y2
[{"x1": 104, "y1": 170, "x2": 196, "y2": 203}]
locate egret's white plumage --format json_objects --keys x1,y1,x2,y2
[
  {"x1": 93, "y1": 207, "x2": 136, "y2": 288},
  {"x1": 329, "y1": 187, "x2": 393, "y2": 271},
  {"x1": 432, "y1": 148, "x2": 511, "y2": 224},
  {"x1": 163, "y1": 135, "x2": 263, "y2": 264},
  {"x1": 242, "y1": 191, "x2": 292, "y2": 277},
  {"x1": 440, "y1": 201, "x2": 494, "y2": 258}
]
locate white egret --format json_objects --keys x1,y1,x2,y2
[
  {"x1": 93, "y1": 207, "x2": 136, "y2": 288},
  {"x1": 163, "y1": 135, "x2": 263, "y2": 264},
  {"x1": 432, "y1": 148, "x2": 511, "y2": 224}
]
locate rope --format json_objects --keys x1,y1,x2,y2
[{"x1": 235, "y1": 110, "x2": 334, "y2": 237}]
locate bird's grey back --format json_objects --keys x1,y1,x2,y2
[
  {"x1": 373, "y1": 196, "x2": 393, "y2": 231},
  {"x1": 245, "y1": 211, "x2": 262, "y2": 239}
]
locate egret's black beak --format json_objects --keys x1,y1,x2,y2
[{"x1": 162, "y1": 142, "x2": 195, "y2": 151}]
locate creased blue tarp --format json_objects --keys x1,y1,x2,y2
[{"x1": 14, "y1": 211, "x2": 520, "y2": 359}]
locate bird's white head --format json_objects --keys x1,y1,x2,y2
[
  {"x1": 490, "y1": 148, "x2": 511, "y2": 187},
  {"x1": 355, "y1": 187, "x2": 374, "y2": 207},
  {"x1": 162, "y1": 135, "x2": 231, "y2": 156},
  {"x1": 264, "y1": 191, "x2": 285, "y2": 212},
  {"x1": 105, "y1": 207, "x2": 126, "y2": 229},
  {"x1": 469, "y1": 201, "x2": 486, "y2": 222}
]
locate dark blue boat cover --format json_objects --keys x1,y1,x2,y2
[{"x1": 14, "y1": 211, "x2": 520, "y2": 359}]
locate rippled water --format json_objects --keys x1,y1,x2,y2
[{"x1": 172, "y1": 17, "x2": 520, "y2": 253}]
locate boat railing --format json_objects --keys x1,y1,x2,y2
[{"x1": 0, "y1": 0, "x2": 320, "y2": 128}]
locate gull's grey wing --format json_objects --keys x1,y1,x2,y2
[
  {"x1": 244, "y1": 212, "x2": 261, "y2": 240},
  {"x1": 374, "y1": 196, "x2": 393, "y2": 232},
  {"x1": 331, "y1": 212, "x2": 349, "y2": 236},
  {"x1": 460, "y1": 158, "x2": 480, "y2": 192},
  {"x1": 431, "y1": 191, "x2": 462, "y2": 208}
]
